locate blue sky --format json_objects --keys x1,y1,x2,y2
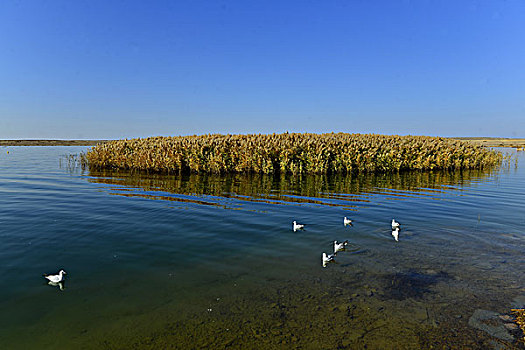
[{"x1": 1, "y1": 0, "x2": 524, "y2": 139}]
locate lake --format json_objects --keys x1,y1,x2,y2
[{"x1": 0, "y1": 146, "x2": 524, "y2": 349}]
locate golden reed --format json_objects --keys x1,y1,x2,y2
[{"x1": 85, "y1": 133, "x2": 502, "y2": 174}]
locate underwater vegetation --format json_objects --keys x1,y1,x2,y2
[
  {"x1": 85, "y1": 133, "x2": 502, "y2": 174},
  {"x1": 512, "y1": 309, "x2": 525, "y2": 343}
]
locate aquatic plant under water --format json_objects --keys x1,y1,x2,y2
[{"x1": 512, "y1": 309, "x2": 525, "y2": 343}]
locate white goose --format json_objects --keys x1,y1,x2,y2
[
  {"x1": 293, "y1": 221, "x2": 305, "y2": 232},
  {"x1": 43, "y1": 269, "x2": 66, "y2": 283},
  {"x1": 343, "y1": 217, "x2": 353, "y2": 226},
  {"x1": 334, "y1": 240, "x2": 348, "y2": 253},
  {"x1": 322, "y1": 252, "x2": 335, "y2": 267},
  {"x1": 391, "y1": 219, "x2": 400, "y2": 230},
  {"x1": 392, "y1": 228, "x2": 399, "y2": 242}
]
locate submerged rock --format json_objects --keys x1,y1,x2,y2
[
  {"x1": 468, "y1": 309, "x2": 514, "y2": 342},
  {"x1": 511, "y1": 295, "x2": 525, "y2": 309}
]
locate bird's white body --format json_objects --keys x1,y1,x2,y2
[
  {"x1": 391, "y1": 219, "x2": 400, "y2": 230},
  {"x1": 293, "y1": 221, "x2": 305, "y2": 232},
  {"x1": 343, "y1": 217, "x2": 353, "y2": 226},
  {"x1": 322, "y1": 252, "x2": 335, "y2": 267},
  {"x1": 334, "y1": 240, "x2": 348, "y2": 253},
  {"x1": 392, "y1": 228, "x2": 399, "y2": 242},
  {"x1": 43, "y1": 269, "x2": 66, "y2": 283}
]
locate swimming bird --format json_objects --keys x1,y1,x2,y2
[
  {"x1": 293, "y1": 221, "x2": 305, "y2": 232},
  {"x1": 343, "y1": 217, "x2": 353, "y2": 226},
  {"x1": 43, "y1": 269, "x2": 66, "y2": 283},
  {"x1": 334, "y1": 240, "x2": 349, "y2": 253},
  {"x1": 322, "y1": 252, "x2": 335, "y2": 267},
  {"x1": 391, "y1": 219, "x2": 400, "y2": 230},
  {"x1": 392, "y1": 228, "x2": 399, "y2": 242}
]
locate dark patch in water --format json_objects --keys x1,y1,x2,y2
[{"x1": 381, "y1": 270, "x2": 450, "y2": 301}]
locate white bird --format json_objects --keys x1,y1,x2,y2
[
  {"x1": 334, "y1": 240, "x2": 348, "y2": 253},
  {"x1": 391, "y1": 219, "x2": 400, "y2": 230},
  {"x1": 392, "y1": 228, "x2": 399, "y2": 242},
  {"x1": 293, "y1": 221, "x2": 305, "y2": 232},
  {"x1": 343, "y1": 217, "x2": 353, "y2": 226},
  {"x1": 43, "y1": 269, "x2": 66, "y2": 283},
  {"x1": 322, "y1": 252, "x2": 335, "y2": 267}
]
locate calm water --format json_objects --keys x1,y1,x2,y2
[{"x1": 0, "y1": 146, "x2": 524, "y2": 349}]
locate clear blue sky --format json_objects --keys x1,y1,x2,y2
[{"x1": 1, "y1": 0, "x2": 524, "y2": 139}]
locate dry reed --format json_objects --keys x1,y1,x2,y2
[{"x1": 85, "y1": 133, "x2": 502, "y2": 174}]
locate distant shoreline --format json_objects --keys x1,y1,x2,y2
[
  {"x1": 0, "y1": 140, "x2": 108, "y2": 146},
  {"x1": 1, "y1": 138, "x2": 524, "y2": 148},
  {"x1": 452, "y1": 138, "x2": 525, "y2": 148}
]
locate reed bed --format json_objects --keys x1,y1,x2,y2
[{"x1": 85, "y1": 133, "x2": 502, "y2": 174}]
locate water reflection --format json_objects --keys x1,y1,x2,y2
[
  {"x1": 392, "y1": 228, "x2": 400, "y2": 242},
  {"x1": 84, "y1": 168, "x2": 498, "y2": 209},
  {"x1": 47, "y1": 281, "x2": 65, "y2": 291}
]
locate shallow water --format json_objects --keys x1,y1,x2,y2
[{"x1": 0, "y1": 146, "x2": 524, "y2": 349}]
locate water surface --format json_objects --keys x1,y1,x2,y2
[{"x1": 0, "y1": 147, "x2": 524, "y2": 349}]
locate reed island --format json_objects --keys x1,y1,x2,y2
[{"x1": 85, "y1": 133, "x2": 502, "y2": 174}]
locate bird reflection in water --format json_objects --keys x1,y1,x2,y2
[{"x1": 47, "y1": 281, "x2": 65, "y2": 291}]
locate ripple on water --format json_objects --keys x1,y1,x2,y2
[{"x1": 0, "y1": 147, "x2": 524, "y2": 349}]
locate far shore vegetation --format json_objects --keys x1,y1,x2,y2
[
  {"x1": 0, "y1": 139, "x2": 106, "y2": 146},
  {"x1": 84, "y1": 133, "x2": 504, "y2": 174},
  {"x1": 2, "y1": 137, "x2": 524, "y2": 148}
]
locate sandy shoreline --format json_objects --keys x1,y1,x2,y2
[
  {"x1": 452, "y1": 138, "x2": 525, "y2": 148},
  {"x1": 0, "y1": 140, "x2": 108, "y2": 146}
]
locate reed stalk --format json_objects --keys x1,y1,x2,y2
[{"x1": 86, "y1": 133, "x2": 502, "y2": 174}]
